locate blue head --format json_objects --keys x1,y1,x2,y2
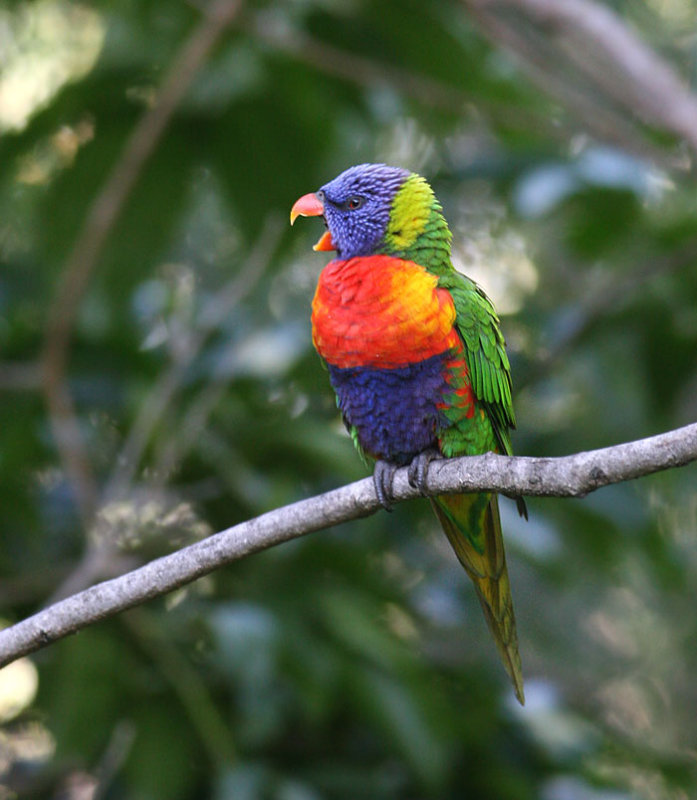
[
  {"x1": 291, "y1": 163, "x2": 410, "y2": 259},
  {"x1": 318, "y1": 164, "x2": 410, "y2": 258}
]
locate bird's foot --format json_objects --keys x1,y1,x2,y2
[
  {"x1": 407, "y1": 449, "x2": 441, "y2": 493},
  {"x1": 373, "y1": 460, "x2": 398, "y2": 510}
]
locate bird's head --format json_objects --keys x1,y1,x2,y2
[{"x1": 291, "y1": 163, "x2": 450, "y2": 264}]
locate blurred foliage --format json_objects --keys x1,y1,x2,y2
[{"x1": 1, "y1": 0, "x2": 697, "y2": 798}]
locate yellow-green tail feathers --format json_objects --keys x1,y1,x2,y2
[{"x1": 431, "y1": 492, "x2": 525, "y2": 705}]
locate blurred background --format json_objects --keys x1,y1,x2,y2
[{"x1": 2, "y1": 0, "x2": 697, "y2": 797}]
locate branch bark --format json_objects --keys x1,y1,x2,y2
[{"x1": 1, "y1": 422, "x2": 696, "y2": 669}]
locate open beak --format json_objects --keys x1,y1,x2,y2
[{"x1": 290, "y1": 193, "x2": 336, "y2": 252}]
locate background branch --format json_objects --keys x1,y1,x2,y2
[
  {"x1": 105, "y1": 214, "x2": 282, "y2": 501},
  {"x1": 41, "y1": 0, "x2": 243, "y2": 527},
  {"x1": 245, "y1": 10, "x2": 572, "y2": 143},
  {"x1": 1, "y1": 421, "x2": 696, "y2": 669},
  {"x1": 523, "y1": 238, "x2": 697, "y2": 388},
  {"x1": 46, "y1": 215, "x2": 282, "y2": 605},
  {"x1": 465, "y1": 0, "x2": 697, "y2": 168}
]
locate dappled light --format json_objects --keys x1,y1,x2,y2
[{"x1": 0, "y1": 1, "x2": 103, "y2": 132}]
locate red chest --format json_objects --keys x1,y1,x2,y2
[{"x1": 311, "y1": 255, "x2": 459, "y2": 369}]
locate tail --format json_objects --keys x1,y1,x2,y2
[{"x1": 431, "y1": 492, "x2": 525, "y2": 704}]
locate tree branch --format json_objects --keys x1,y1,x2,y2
[
  {"x1": 1, "y1": 422, "x2": 696, "y2": 669},
  {"x1": 465, "y1": 0, "x2": 697, "y2": 166}
]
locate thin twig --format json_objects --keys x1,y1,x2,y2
[
  {"x1": 123, "y1": 609, "x2": 236, "y2": 765},
  {"x1": 1, "y1": 421, "x2": 696, "y2": 668},
  {"x1": 93, "y1": 722, "x2": 136, "y2": 800},
  {"x1": 525, "y1": 238, "x2": 697, "y2": 386},
  {"x1": 153, "y1": 378, "x2": 229, "y2": 483},
  {"x1": 42, "y1": 0, "x2": 244, "y2": 527},
  {"x1": 105, "y1": 214, "x2": 282, "y2": 500}
]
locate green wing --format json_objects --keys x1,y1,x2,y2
[
  {"x1": 435, "y1": 271, "x2": 527, "y2": 703},
  {"x1": 439, "y1": 271, "x2": 527, "y2": 519},
  {"x1": 439, "y1": 272, "x2": 516, "y2": 457}
]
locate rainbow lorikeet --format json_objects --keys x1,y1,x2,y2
[{"x1": 291, "y1": 164, "x2": 527, "y2": 704}]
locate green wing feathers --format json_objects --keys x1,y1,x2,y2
[
  {"x1": 442, "y1": 274, "x2": 516, "y2": 455},
  {"x1": 444, "y1": 273, "x2": 528, "y2": 519},
  {"x1": 432, "y1": 492, "x2": 525, "y2": 705}
]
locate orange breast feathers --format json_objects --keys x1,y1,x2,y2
[{"x1": 311, "y1": 255, "x2": 460, "y2": 369}]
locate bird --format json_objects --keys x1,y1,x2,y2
[{"x1": 290, "y1": 163, "x2": 527, "y2": 704}]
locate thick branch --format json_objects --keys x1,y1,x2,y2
[{"x1": 1, "y1": 422, "x2": 696, "y2": 668}]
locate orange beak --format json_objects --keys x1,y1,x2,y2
[
  {"x1": 290, "y1": 192, "x2": 336, "y2": 252},
  {"x1": 311, "y1": 230, "x2": 335, "y2": 252}
]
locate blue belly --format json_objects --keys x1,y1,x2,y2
[{"x1": 327, "y1": 353, "x2": 450, "y2": 463}]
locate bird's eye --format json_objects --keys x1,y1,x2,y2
[{"x1": 346, "y1": 196, "x2": 364, "y2": 210}]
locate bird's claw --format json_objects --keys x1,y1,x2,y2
[
  {"x1": 407, "y1": 449, "x2": 441, "y2": 493},
  {"x1": 373, "y1": 460, "x2": 398, "y2": 510}
]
